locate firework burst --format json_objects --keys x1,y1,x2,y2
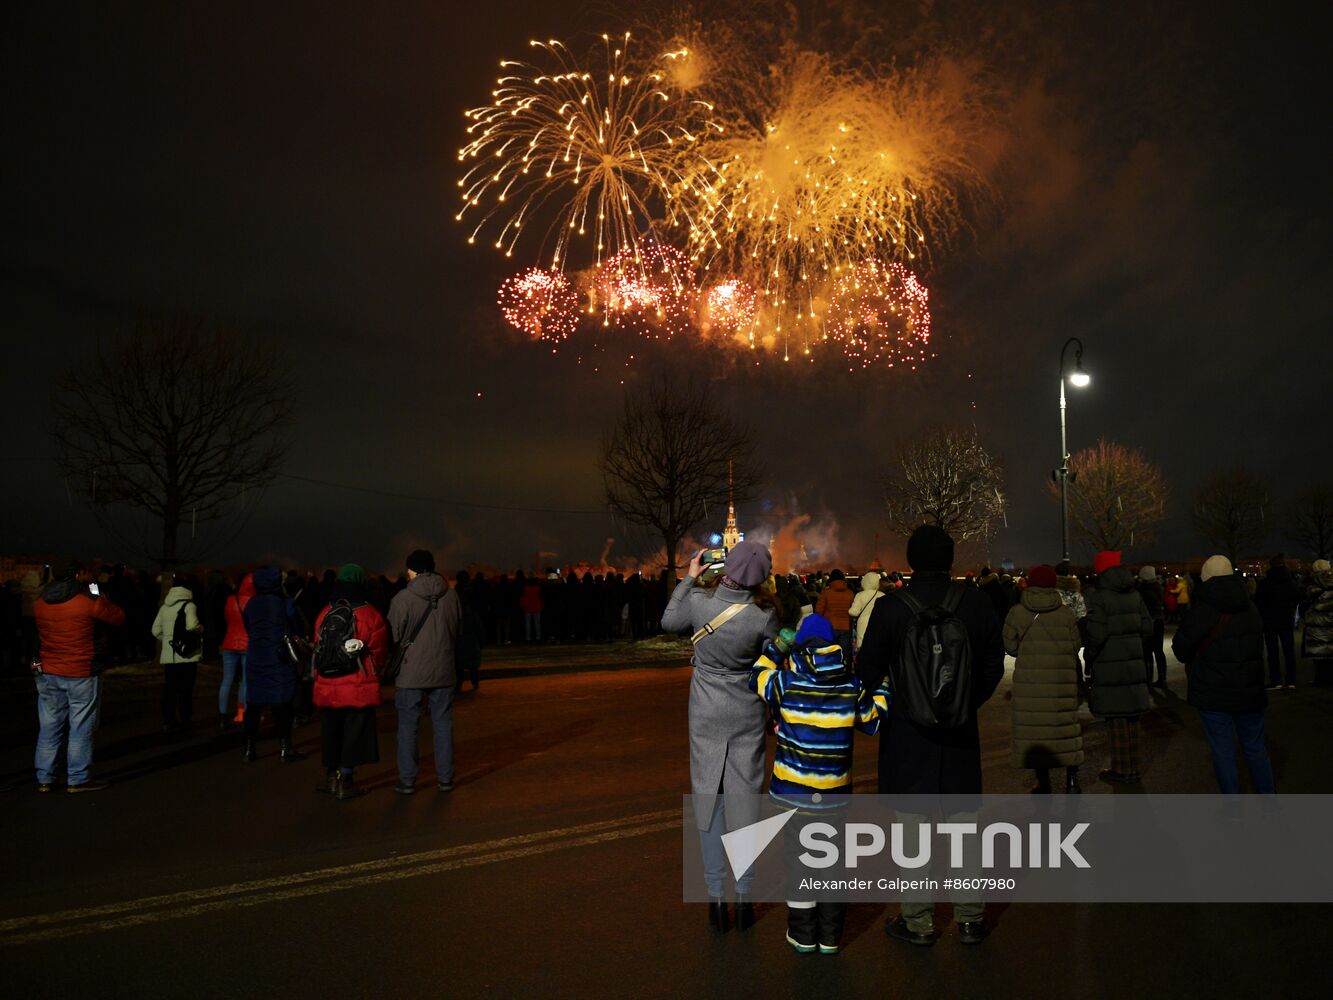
[
  {"x1": 497, "y1": 267, "x2": 580, "y2": 342},
  {"x1": 825, "y1": 259, "x2": 932, "y2": 369},
  {"x1": 591, "y1": 241, "x2": 697, "y2": 338},
  {"x1": 699, "y1": 279, "x2": 758, "y2": 343},
  {"x1": 457, "y1": 33, "x2": 721, "y2": 270}
]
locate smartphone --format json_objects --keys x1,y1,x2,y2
[
  {"x1": 701, "y1": 547, "x2": 728, "y2": 567},
  {"x1": 88, "y1": 583, "x2": 100, "y2": 596}
]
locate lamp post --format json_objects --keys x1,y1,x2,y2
[{"x1": 1057, "y1": 337, "x2": 1091, "y2": 564}]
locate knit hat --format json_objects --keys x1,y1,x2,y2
[
  {"x1": 1314, "y1": 559, "x2": 1332, "y2": 573},
  {"x1": 795, "y1": 613, "x2": 835, "y2": 647},
  {"x1": 1093, "y1": 551, "x2": 1122, "y2": 575},
  {"x1": 1201, "y1": 555, "x2": 1233, "y2": 582},
  {"x1": 906, "y1": 524, "x2": 955, "y2": 572},
  {"x1": 406, "y1": 549, "x2": 435, "y2": 574},
  {"x1": 722, "y1": 540, "x2": 772, "y2": 588},
  {"x1": 1138, "y1": 566, "x2": 1157, "y2": 582},
  {"x1": 1027, "y1": 565, "x2": 1057, "y2": 589},
  {"x1": 337, "y1": 563, "x2": 367, "y2": 585}
]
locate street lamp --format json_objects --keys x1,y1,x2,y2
[{"x1": 1056, "y1": 337, "x2": 1090, "y2": 564}]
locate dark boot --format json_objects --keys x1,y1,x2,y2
[
  {"x1": 317, "y1": 769, "x2": 338, "y2": 794},
  {"x1": 734, "y1": 893, "x2": 755, "y2": 932},
  {"x1": 242, "y1": 739, "x2": 257, "y2": 763},
  {"x1": 279, "y1": 739, "x2": 304, "y2": 764},
  {"x1": 707, "y1": 896, "x2": 730, "y2": 933},
  {"x1": 786, "y1": 905, "x2": 817, "y2": 953},
  {"x1": 218, "y1": 714, "x2": 234, "y2": 734},
  {"x1": 1066, "y1": 766, "x2": 1082, "y2": 793},
  {"x1": 334, "y1": 771, "x2": 364, "y2": 800},
  {"x1": 1030, "y1": 768, "x2": 1052, "y2": 794},
  {"x1": 816, "y1": 901, "x2": 847, "y2": 954}
]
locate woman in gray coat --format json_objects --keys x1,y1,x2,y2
[
  {"x1": 1085, "y1": 551, "x2": 1152, "y2": 785},
  {"x1": 661, "y1": 540, "x2": 779, "y2": 934}
]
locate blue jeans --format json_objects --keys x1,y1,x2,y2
[
  {"x1": 35, "y1": 673, "x2": 102, "y2": 785},
  {"x1": 1264, "y1": 628, "x2": 1297, "y2": 685},
  {"x1": 524, "y1": 612, "x2": 541, "y2": 641},
  {"x1": 219, "y1": 651, "x2": 247, "y2": 714},
  {"x1": 1198, "y1": 709, "x2": 1276, "y2": 795},
  {"x1": 395, "y1": 686, "x2": 455, "y2": 785}
]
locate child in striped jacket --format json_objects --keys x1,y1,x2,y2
[{"x1": 749, "y1": 613, "x2": 885, "y2": 955}]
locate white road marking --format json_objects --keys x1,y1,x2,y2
[{"x1": 0, "y1": 810, "x2": 679, "y2": 945}]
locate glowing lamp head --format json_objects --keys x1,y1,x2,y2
[
  {"x1": 1069, "y1": 369, "x2": 1091, "y2": 388},
  {"x1": 707, "y1": 532, "x2": 724, "y2": 547}
]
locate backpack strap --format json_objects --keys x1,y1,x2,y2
[
  {"x1": 940, "y1": 582, "x2": 966, "y2": 614},
  {"x1": 691, "y1": 601, "x2": 748, "y2": 645},
  {"x1": 895, "y1": 590, "x2": 926, "y2": 616}
]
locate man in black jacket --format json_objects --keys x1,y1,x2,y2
[
  {"x1": 1254, "y1": 554, "x2": 1302, "y2": 689},
  {"x1": 856, "y1": 524, "x2": 1005, "y2": 947},
  {"x1": 1172, "y1": 554, "x2": 1274, "y2": 794}
]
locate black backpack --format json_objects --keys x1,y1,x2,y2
[
  {"x1": 313, "y1": 600, "x2": 362, "y2": 678},
  {"x1": 169, "y1": 603, "x2": 202, "y2": 659},
  {"x1": 891, "y1": 583, "x2": 973, "y2": 727}
]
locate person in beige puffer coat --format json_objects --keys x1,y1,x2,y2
[
  {"x1": 847, "y1": 571, "x2": 884, "y2": 652},
  {"x1": 1004, "y1": 564, "x2": 1085, "y2": 793}
]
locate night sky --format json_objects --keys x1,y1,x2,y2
[{"x1": 4, "y1": 1, "x2": 1328, "y2": 575}]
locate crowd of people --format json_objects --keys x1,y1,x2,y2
[
  {"x1": 661, "y1": 529, "x2": 1332, "y2": 955},
  {"x1": 16, "y1": 532, "x2": 1333, "y2": 952}
]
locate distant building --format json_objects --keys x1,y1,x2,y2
[{"x1": 722, "y1": 462, "x2": 743, "y2": 550}]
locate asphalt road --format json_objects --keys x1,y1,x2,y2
[{"x1": 2, "y1": 637, "x2": 1330, "y2": 999}]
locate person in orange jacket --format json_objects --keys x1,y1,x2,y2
[
  {"x1": 32, "y1": 558, "x2": 126, "y2": 793},
  {"x1": 814, "y1": 569, "x2": 855, "y2": 649}
]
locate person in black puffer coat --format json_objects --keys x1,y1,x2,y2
[
  {"x1": 1172, "y1": 555, "x2": 1274, "y2": 794},
  {"x1": 1084, "y1": 551, "x2": 1151, "y2": 785}
]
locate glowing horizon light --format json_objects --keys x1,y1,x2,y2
[
  {"x1": 825, "y1": 259, "x2": 933, "y2": 369},
  {"x1": 497, "y1": 267, "x2": 580, "y2": 341}
]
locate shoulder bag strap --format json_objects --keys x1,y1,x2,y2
[
  {"x1": 1195, "y1": 613, "x2": 1233, "y2": 658},
  {"x1": 690, "y1": 601, "x2": 749, "y2": 645},
  {"x1": 401, "y1": 591, "x2": 438, "y2": 648}
]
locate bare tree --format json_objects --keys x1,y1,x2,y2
[
  {"x1": 1047, "y1": 439, "x2": 1168, "y2": 554},
  {"x1": 884, "y1": 426, "x2": 1005, "y2": 543},
  {"x1": 1191, "y1": 467, "x2": 1270, "y2": 564},
  {"x1": 52, "y1": 313, "x2": 293, "y2": 568},
  {"x1": 1287, "y1": 483, "x2": 1333, "y2": 560},
  {"x1": 599, "y1": 375, "x2": 759, "y2": 585}
]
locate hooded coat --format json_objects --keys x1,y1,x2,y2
[
  {"x1": 242, "y1": 567, "x2": 305, "y2": 705},
  {"x1": 847, "y1": 572, "x2": 884, "y2": 647},
  {"x1": 1004, "y1": 587, "x2": 1084, "y2": 768},
  {"x1": 1172, "y1": 573, "x2": 1267, "y2": 714},
  {"x1": 387, "y1": 572, "x2": 462, "y2": 689},
  {"x1": 1303, "y1": 569, "x2": 1333, "y2": 658},
  {"x1": 151, "y1": 586, "x2": 203, "y2": 664},
  {"x1": 750, "y1": 636, "x2": 881, "y2": 809},
  {"x1": 1084, "y1": 566, "x2": 1152, "y2": 718},
  {"x1": 221, "y1": 574, "x2": 255, "y2": 652}
]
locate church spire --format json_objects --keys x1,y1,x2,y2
[{"x1": 722, "y1": 461, "x2": 741, "y2": 549}]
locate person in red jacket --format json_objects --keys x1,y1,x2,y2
[
  {"x1": 219, "y1": 573, "x2": 254, "y2": 731},
  {"x1": 311, "y1": 564, "x2": 389, "y2": 800},
  {"x1": 32, "y1": 558, "x2": 126, "y2": 792}
]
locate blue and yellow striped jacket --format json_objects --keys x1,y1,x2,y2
[{"x1": 749, "y1": 638, "x2": 886, "y2": 810}]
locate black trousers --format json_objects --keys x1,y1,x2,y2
[
  {"x1": 161, "y1": 663, "x2": 198, "y2": 727},
  {"x1": 1143, "y1": 619, "x2": 1167, "y2": 683},
  {"x1": 244, "y1": 701, "x2": 294, "y2": 741}
]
